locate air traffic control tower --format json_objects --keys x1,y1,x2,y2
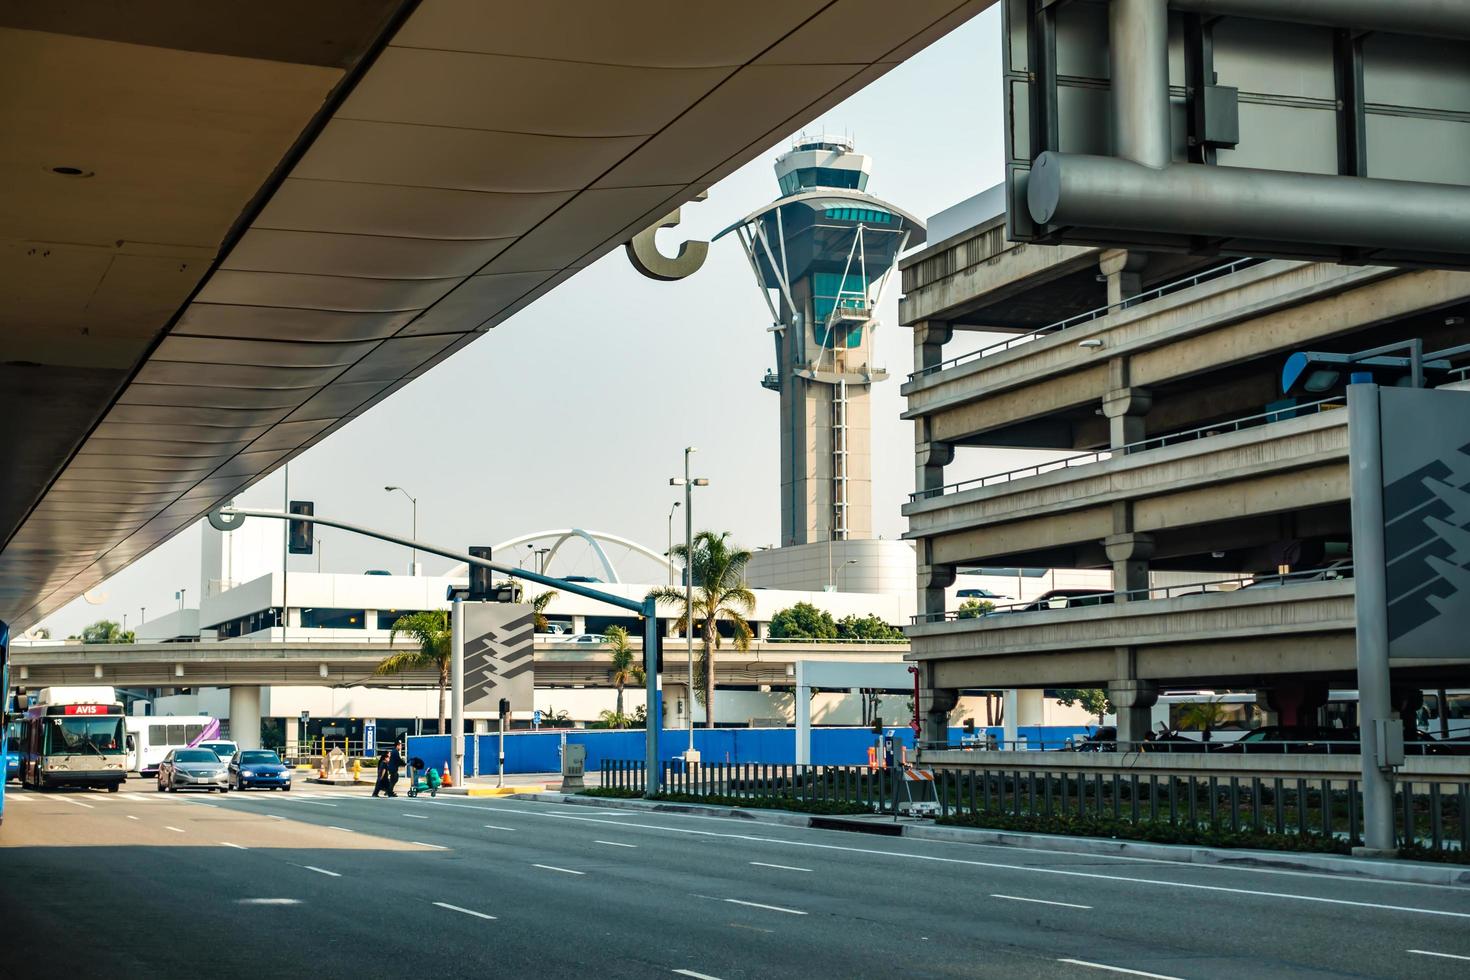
[{"x1": 719, "y1": 137, "x2": 924, "y2": 549}]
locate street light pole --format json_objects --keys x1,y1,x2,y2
[
  {"x1": 384, "y1": 486, "x2": 418, "y2": 575},
  {"x1": 670, "y1": 447, "x2": 709, "y2": 751},
  {"x1": 666, "y1": 501, "x2": 681, "y2": 587},
  {"x1": 840, "y1": 558, "x2": 858, "y2": 592}
]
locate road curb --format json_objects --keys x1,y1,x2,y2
[{"x1": 521, "y1": 793, "x2": 1470, "y2": 887}]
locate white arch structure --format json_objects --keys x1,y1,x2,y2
[{"x1": 442, "y1": 529, "x2": 674, "y2": 585}]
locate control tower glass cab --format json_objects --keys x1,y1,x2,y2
[{"x1": 717, "y1": 137, "x2": 925, "y2": 547}]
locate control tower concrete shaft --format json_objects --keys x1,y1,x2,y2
[{"x1": 718, "y1": 137, "x2": 925, "y2": 546}]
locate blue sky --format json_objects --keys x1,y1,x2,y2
[{"x1": 41, "y1": 8, "x2": 1050, "y2": 637}]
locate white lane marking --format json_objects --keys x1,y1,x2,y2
[
  {"x1": 749, "y1": 862, "x2": 811, "y2": 873},
  {"x1": 433, "y1": 902, "x2": 497, "y2": 921},
  {"x1": 411, "y1": 842, "x2": 449, "y2": 850},
  {"x1": 283, "y1": 799, "x2": 337, "y2": 808},
  {"x1": 597, "y1": 840, "x2": 638, "y2": 848},
  {"x1": 673, "y1": 971, "x2": 726, "y2": 980},
  {"x1": 181, "y1": 800, "x2": 217, "y2": 809},
  {"x1": 1408, "y1": 949, "x2": 1470, "y2": 962},
  {"x1": 238, "y1": 898, "x2": 302, "y2": 905},
  {"x1": 483, "y1": 824, "x2": 516, "y2": 832},
  {"x1": 722, "y1": 898, "x2": 806, "y2": 916},
  {"x1": 993, "y1": 894, "x2": 1092, "y2": 910},
  {"x1": 220, "y1": 842, "x2": 248, "y2": 850},
  {"x1": 301, "y1": 866, "x2": 341, "y2": 877},
  {"x1": 4, "y1": 793, "x2": 30, "y2": 802},
  {"x1": 164, "y1": 826, "x2": 185, "y2": 833},
  {"x1": 486, "y1": 797, "x2": 1470, "y2": 892},
  {"x1": 402, "y1": 814, "x2": 429, "y2": 819},
  {"x1": 1057, "y1": 959, "x2": 1183, "y2": 979},
  {"x1": 327, "y1": 826, "x2": 355, "y2": 833},
  {"x1": 533, "y1": 864, "x2": 585, "y2": 876},
  {"x1": 57, "y1": 796, "x2": 94, "y2": 809},
  {"x1": 267, "y1": 814, "x2": 286, "y2": 820},
  {"x1": 413, "y1": 798, "x2": 1470, "y2": 919}
]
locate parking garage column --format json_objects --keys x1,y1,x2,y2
[
  {"x1": 1099, "y1": 249, "x2": 1148, "y2": 308},
  {"x1": 1104, "y1": 523, "x2": 1154, "y2": 602},
  {"x1": 916, "y1": 543, "x2": 955, "y2": 623},
  {"x1": 1108, "y1": 676, "x2": 1158, "y2": 747},
  {"x1": 912, "y1": 320, "x2": 952, "y2": 374},
  {"x1": 918, "y1": 663, "x2": 958, "y2": 751},
  {"x1": 914, "y1": 434, "x2": 954, "y2": 498},
  {"x1": 1102, "y1": 357, "x2": 1153, "y2": 448},
  {"x1": 228, "y1": 685, "x2": 262, "y2": 751}
]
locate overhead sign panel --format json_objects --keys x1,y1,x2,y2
[
  {"x1": 1376, "y1": 388, "x2": 1470, "y2": 659},
  {"x1": 1003, "y1": 0, "x2": 1470, "y2": 268},
  {"x1": 462, "y1": 604, "x2": 534, "y2": 713}
]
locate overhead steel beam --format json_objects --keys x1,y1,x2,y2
[
  {"x1": 1111, "y1": 0, "x2": 1172, "y2": 168},
  {"x1": 1172, "y1": 0, "x2": 1470, "y2": 39},
  {"x1": 1028, "y1": 152, "x2": 1470, "y2": 255}
]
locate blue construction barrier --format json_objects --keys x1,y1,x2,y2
[{"x1": 406, "y1": 723, "x2": 1098, "y2": 777}]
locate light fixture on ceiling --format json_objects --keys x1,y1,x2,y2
[
  {"x1": 1077, "y1": 338, "x2": 1104, "y2": 349},
  {"x1": 46, "y1": 165, "x2": 95, "y2": 178}
]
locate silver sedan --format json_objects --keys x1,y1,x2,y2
[{"x1": 157, "y1": 748, "x2": 229, "y2": 793}]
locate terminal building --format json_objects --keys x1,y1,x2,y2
[{"x1": 900, "y1": 188, "x2": 1470, "y2": 746}]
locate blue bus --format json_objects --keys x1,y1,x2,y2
[{"x1": 1, "y1": 619, "x2": 10, "y2": 824}]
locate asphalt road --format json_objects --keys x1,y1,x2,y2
[{"x1": 2, "y1": 780, "x2": 1469, "y2": 979}]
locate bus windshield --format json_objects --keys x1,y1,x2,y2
[{"x1": 46, "y1": 716, "x2": 125, "y2": 755}]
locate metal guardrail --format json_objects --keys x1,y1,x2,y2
[
  {"x1": 910, "y1": 396, "x2": 1346, "y2": 502},
  {"x1": 601, "y1": 758, "x2": 1469, "y2": 855},
  {"x1": 911, "y1": 564, "x2": 1353, "y2": 625},
  {"x1": 909, "y1": 257, "x2": 1265, "y2": 380}
]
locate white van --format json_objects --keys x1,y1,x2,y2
[{"x1": 125, "y1": 716, "x2": 221, "y2": 775}]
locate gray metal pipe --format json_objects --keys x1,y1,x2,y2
[
  {"x1": 1111, "y1": 0, "x2": 1172, "y2": 168},
  {"x1": 1172, "y1": 0, "x2": 1470, "y2": 40},
  {"x1": 1028, "y1": 151, "x2": 1470, "y2": 254}
]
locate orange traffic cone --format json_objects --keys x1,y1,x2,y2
[{"x1": 441, "y1": 761, "x2": 453, "y2": 788}]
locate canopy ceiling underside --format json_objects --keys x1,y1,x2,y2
[{"x1": 0, "y1": 0, "x2": 991, "y2": 630}]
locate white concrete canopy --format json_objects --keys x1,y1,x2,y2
[{"x1": 0, "y1": 0, "x2": 994, "y2": 630}]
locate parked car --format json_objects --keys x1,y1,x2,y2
[
  {"x1": 198, "y1": 739, "x2": 238, "y2": 761},
  {"x1": 1213, "y1": 726, "x2": 1357, "y2": 754},
  {"x1": 1241, "y1": 559, "x2": 1353, "y2": 590},
  {"x1": 228, "y1": 749, "x2": 293, "y2": 791},
  {"x1": 547, "y1": 633, "x2": 607, "y2": 645},
  {"x1": 956, "y1": 588, "x2": 1009, "y2": 601},
  {"x1": 157, "y1": 748, "x2": 229, "y2": 792},
  {"x1": 1017, "y1": 589, "x2": 1114, "y2": 611}
]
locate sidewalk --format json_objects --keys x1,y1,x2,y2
[{"x1": 516, "y1": 791, "x2": 1470, "y2": 889}]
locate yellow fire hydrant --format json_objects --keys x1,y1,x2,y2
[{"x1": 352, "y1": 759, "x2": 362, "y2": 783}]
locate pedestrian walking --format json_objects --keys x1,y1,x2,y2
[
  {"x1": 371, "y1": 750, "x2": 391, "y2": 797},
  {"x1": 386, "y1": 740, "x2": 405, "y2": 797}
]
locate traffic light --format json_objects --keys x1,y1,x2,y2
[
  {"x1": 498, "y1": 698, "x2": 511, "y2": 718},
  {"x1": 287, "y1": 500, "x2": 314, "y2": 555},
  {"x1": 468, "y1": 546, "x2": 493, "y2": 601},
  {"x1": 1281, "y1": 351, "x2": 1450, "y2": 397}
]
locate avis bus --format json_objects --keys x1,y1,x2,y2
[{"x1": 18, "y1": 687, "x2": 128, "y2": 792}]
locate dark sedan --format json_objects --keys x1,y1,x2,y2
[{"x1": 228, "y1": 749, "x2": 293, "y2": 791}]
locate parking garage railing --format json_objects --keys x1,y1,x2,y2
[
  {"x1": 909, "y1": 257, "x2": 1265, "y2": 381},
  {"x1": 599, "y1": 756, "x2": 1468, "y2": 856},
  {"x1": 910, "y1": 396, "x2": 1346, "y2": 502},
  {"x1": 909, "y1": 564, "x2": 1352, "y2": 625}
]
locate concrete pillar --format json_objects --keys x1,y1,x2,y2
[
  {"x1": 916, "y1": 542, "x2": 956, "y2": 623},
  {"x1": 228, "y1": 686, "x2": 262, "y2": 751},
  {"x1": 918, "y1": 684, "x2": 959, "y2": 751},
  {"x1": 1102, "y1": 388, "x2": 1152, "y2": 448},
  {"x1": 914, "y1": 436, "x2": 954, "y2": 498},
  {"x1": 1109, "y1": 679, "x2": 1158, "y2": 747},
  {"x1": 572, "y1": 615, "x2": 586, "y2": 634},
  {"x1": 1099, "y1": 248, "x2": 1149, "y2": 308},
  {"x1": 912, "y1": 320, "x2": 953, "y2": 373},
  {"x1": 1015, "y1": 689, "x2": 1046, "y2": 727},
  {"x1": 1105, "y1": 526, "x2": 1154, "y2": 602}
]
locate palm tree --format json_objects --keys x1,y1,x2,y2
[
  {"x1": 605, "y1": 625, "x2": 644, "y2": 719},
  {"x1": 531, "y1": 589, "x2": 560, "y2": 632},
  {"x1": 648, "y1": 530, "x2": 754, "y2": 728},
  {"x1": 377, "y1": 611, "x2": 451, "y2": 733}
]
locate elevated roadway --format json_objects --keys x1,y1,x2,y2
[{"x1": 9, "y1": 637, "x2": 907, "y2": 689}]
